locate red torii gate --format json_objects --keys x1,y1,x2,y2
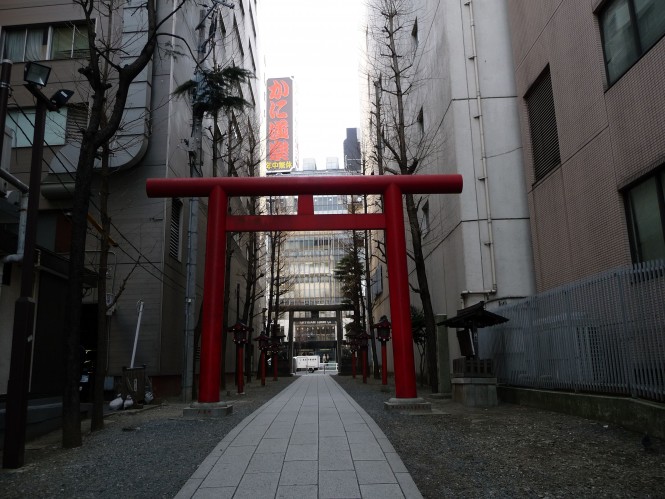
[{"x1": 146, "y1": 174, "x2": 463, "y2": 402}]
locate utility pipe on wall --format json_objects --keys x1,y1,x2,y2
[
  {"x1": 130, "y1": 300, "x2": 144, "y2": 369},
  {"x1": 462, "y1": 0, "x2": 497, "y2": 304}
]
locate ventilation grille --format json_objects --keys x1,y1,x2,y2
[
  {"x1": 526, "y1": 67, "x2": 560, "y2": 182},
  {"x1": 169, "y1": 198, "x2": 183, "y2": 260}
]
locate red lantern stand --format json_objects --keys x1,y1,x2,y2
[
  {"x1": 253, "y1": 331, "x2": 270, "y2": 386},
  {"x1": 228, "y1": 322, "x2": 250, "y2": 395},
  {"x1": 373, "y1": 316, "x2": 392, "y2": 386}
]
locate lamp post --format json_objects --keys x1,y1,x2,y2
[
  {"x1": 253, "y1": 331, "x2": 270, "y2": 386},
  {"x1": 357, "y1": 330, "x2": 371, "y2": 384},
  {"x1": 3, "y1": 62, "x2": 73, "y2": 469},
  {"x1": 228, "y1": 321, "x2": 250, "y2": 395},
  {"x1": 344, "y1": 329, "x2": 360, "y2": 379},
  {"x1": 269, "y1": 325, "x2": 285, "y2": 381},
  {"x1": 373, "y1": 316, "x2": 392, "y2": 386}
]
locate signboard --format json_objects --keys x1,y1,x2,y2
[{"x1": 266, "y1": 77, "x2": 294, "y2": 174}]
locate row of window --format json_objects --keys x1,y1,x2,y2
[
  {"x1": 1, "y1": 21, "x2": 91, "y2": 62},
  {"x1": 525, "y1": 0, "x2": 665, "y2": 264}
]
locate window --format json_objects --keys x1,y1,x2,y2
[
  {"x1": 525, "y1": 66, "x2": 560, "y2": 182},
  {"x1": 411, "y1": 18, "x2": 419, "y2": 50},
  {"x1": 249, "y1": 5, "x2": 257, "y2": 38},
  {"x1": 417, "y1": 107, "x2": 424, "y2": 138},
  {"x1": 169, "y1": 198, "x2": 183, "y2": 260},
  {"x1": 600, "y1": 0, "x2": 665, "y2": 84},
  {"x1": 248, "y1": 42, "x2": 256, "y2": 72},
  {"x1": 1, "y1": 21, "x2": 91, "y2": 62},
  {"x1": 6, "y1": 107, "x2": 67, "y2": 147},
  {"x1": 420, "y1": 200, "x2": 430, "y2": 236},
  {"x1": 6, "y1": 104, "x2": 87, "y2": 148},
  {"x1": 2, "y1": 26, "x2": 48, "y2": 61},
  {"x1": 233, "y1": 19, "x2": 244, "y2": 58},
  {"x1": 625, "y1": 169, "x2": 665, "y2": 262},
  {"x1": 371, "y1": 265, "x2": 383, "y2": 297}
]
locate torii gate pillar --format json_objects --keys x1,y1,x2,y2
[{"x1": 146, "y1": 174, "x2": 463, "y2": 404}]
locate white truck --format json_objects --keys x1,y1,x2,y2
[{"x1": 293, "y1": 355, "x2": 320, "y2": 373}]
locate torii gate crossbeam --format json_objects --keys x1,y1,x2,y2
[{"x1": 146, "y1": 174, "x2": 462, "y2": 402}]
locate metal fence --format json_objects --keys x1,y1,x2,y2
[{"x1": 480, "y1": 260, "x2": 665, "y2": 402}]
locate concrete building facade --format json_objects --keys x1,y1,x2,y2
[
  {"x1": 0, "y1": 0, "x2": 263, "y2": 398},
  {"x1": 360, "y1": 0, "x2": 536, "y2": 365}
]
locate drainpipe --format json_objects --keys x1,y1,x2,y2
[
  {"x1": 0, "y1": 171, "x2": 30, "y2": 302},
  {"x1": 461, "y1": 0, "x2": 497, "y2": 306}
]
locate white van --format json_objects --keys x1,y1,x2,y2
[{"x1": 293, "y1": 355, "x2": 320, "y2": 373}]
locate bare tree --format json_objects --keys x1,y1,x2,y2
[
  {"x1": 60, "y1": 0, "x2": 193, "y2": 448},
  {"x1": 365, "y1": 0, "x2": 446, "y2": 392},
  {"x1": 239, "y1": 116, "x2": 266, "y2": 331}
]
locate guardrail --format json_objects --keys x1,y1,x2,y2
[{"x1": 481, "y1": 260, "x2": 665, "y2": 402}]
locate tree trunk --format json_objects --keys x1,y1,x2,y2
[
  {"x1": 221, "y1": 242, "x2": 233, "y2": 390},
  {"x1": 405, "y1": 193, "x2": 438, "y2": 393},
  {"x1": 91, "y1": 143, "x2": 111, "y2": 431},
  {"x1": 62, "y1": 140, "x2": 98, "y2": 449}
]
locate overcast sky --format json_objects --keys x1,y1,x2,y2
[{"x1": 259, "y1": 0, "x2": 364, "y2": 170}]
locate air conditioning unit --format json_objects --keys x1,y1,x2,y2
[{"x1": 1, "y1": 127, "x2": 14, "y2": 196}]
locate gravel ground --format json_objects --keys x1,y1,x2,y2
[
  {"x1": 1, "y1": 374, "x2": 664, "y2": 499},
  {"x1": 0, "y1": 377, "x2": 296, "y2": 499},
  {"x1": 334, "y1": 375, "x2": 665, "y2": 499}
]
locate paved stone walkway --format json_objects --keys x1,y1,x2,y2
[{"x1": 175, "y1": 374, "x2": 423, "y2": 498}]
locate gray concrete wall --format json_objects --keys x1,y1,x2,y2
[{"x1": 499, "y1": 386, "x2": 665, "y2": 439}]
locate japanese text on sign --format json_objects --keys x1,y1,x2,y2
[{"x1": 266, "y1": 78, "x2": 294, "y2": 173}]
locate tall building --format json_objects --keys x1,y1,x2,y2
[
  {"x1": 360, "y1": 1, "x2": 535, "y2": 365},
  {"x1": 0, "y1": 0, "x2": 263, "y2": 398},
  {"x1": 273, "y1": 165, "x2": 357, "y2": 363},
  {"x1": 343, "y1": 128, "x2": 361, "y2": 172},
  {"x1": 477, "y1": 1, "x2": 665, "y2": 402}
]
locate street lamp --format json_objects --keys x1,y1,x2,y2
[
  {"x1": 269, "y1": 323, "x2": 285, "y2": 381},
  {"x1": 23, "y1": 61, "x2": 51, "y2": 87},
  {"x1": 356, "y1": 330, "x2": 371, "y2": 384},
  {"x1": 373, "y1": 316, "x2": 392, "y2": 386},
  {"x1": 3, "y1": 63, "x2": 73, "y2": 469},
  {"x1": 228, "y1": 321, "x2": 250, "y2": 395},
  {"x1": 344, "y1": 328, "x2": 360, "y2": 379}
]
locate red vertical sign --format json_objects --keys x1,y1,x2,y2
[{"x1": 266, "y1": 77, "x2": 294, "y2": 173}]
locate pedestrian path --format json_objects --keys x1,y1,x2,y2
[{"x1": 175, "y1": 374, "x2": 423, "y2": 498}]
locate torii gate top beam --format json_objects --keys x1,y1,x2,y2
[{"x1": 146, "y1": 174, "x2": 463, "y2": 198}]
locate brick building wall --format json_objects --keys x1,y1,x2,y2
[{"x1": 508, "y1": 0, "x2": 665, "y2": 291}]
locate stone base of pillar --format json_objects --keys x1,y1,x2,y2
[
  {"x1": 452, "y1": 377, "x2": 498, "y2": 407},
  {"x1": 428, "y1": 392, "x2": 452, "y2": 399},
  {"x1": 183, "y1": 402, "x2": 233, "y2": 418},
  {"x1": 384, "y1": 397, "x2": 431, "y2": 411}
]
